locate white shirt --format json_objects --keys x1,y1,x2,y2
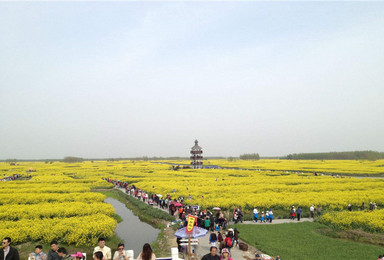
[
  {"x1": 253, "y1": 209, "x2": 258, "y2": 214},
  {"x1": 3, "y1": 247, "x2": 10, "y2": 260},
  {"x1": 113, "y1": 250, "x2": 129, "y2": 260},
  {"x1": 93, "y1": 246, "x2": 112, "y2": 260}
]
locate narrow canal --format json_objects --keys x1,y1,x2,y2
[{"x1": 105, "y1": 197, "x2": 160, "y2": 258}]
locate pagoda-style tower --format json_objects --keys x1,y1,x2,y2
[{"x1": 190, "y1": 139, "x2": 203, "y2": 169}]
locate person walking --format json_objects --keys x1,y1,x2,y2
[
  {"x1": 316, "y1": 205, "x2": 322, "y2": 216},
  {"x1": 268, "y1": 209, "x2": 274, "y2": 223},
  {"x1": 253, "y1": 207, "x2": 259, "y2": 222},
  {"x1": 296, "y1": 207, "x2": 302, "y2": 221},
  {"x1": 209, "y1": 231, "x2": 217, "y2": 247},
  {"x1": 289, "y1": 206, "x2": 295, "y2": 220},
  {"x1": 233, "y1": 228, "x2": 240, "y2": 247},
  {"x1": 310, "y1": 205, "x2": 315, "y2": 218}
]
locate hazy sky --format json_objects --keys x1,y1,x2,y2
[{"x1": 1, "y1": 2, "x2": 384, "y2": 159}]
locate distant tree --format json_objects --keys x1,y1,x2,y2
[
  {"x1": 239, "y1": 153, "x2": 260, "y2": 160},
  {"x1": 283, "y1": 151, "x2": 384, "y2": 160},
  {"x1": 63, "y1": 156, "x2": 83, "y2": 163}
]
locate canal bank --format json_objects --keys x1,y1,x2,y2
[
  {"x1": 99, "y1": 189, "x2": 176, "y2": 257},
  {"x1": 105, "y1": 197, "x2": 160, "y2": 256}
]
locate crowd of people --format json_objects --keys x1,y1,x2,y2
[
  {"x1": 0, "y1": 173, "x2": 22, "y2": 182},
  {"x1": 107, "y1": 178, "x2": 380, "y2": 224},
  {"x1": 0, "y1": 236, "x2": 158, "y2": 260},
  {"x1": 105, "y1": 178, "x2": 230, "y2": 230}
]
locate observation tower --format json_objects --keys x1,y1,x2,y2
[{"x1": 190, "y1": 139, "x2": 203, "y2": 169}]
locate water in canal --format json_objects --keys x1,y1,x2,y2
[{"x1": 105, "y1": 197, "x2": 160, "y2": 258}]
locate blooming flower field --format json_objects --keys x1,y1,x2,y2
[
  {"x1": 1, "y1": 159, "x2": 383, "y2": 246},
  {"x1": 0, "y1": 162, "x2": 115, "y2": 245},
  {"x1": 320, "y1": 209, "x2": 384, "y2": 233}
]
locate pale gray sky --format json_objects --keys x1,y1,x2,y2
[{"x1": 1, "y1": 2, "x2": 383, "y2": 159}]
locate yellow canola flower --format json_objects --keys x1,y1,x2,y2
[{"x1": 320, "y1": 209, "x2": 384, "y2": 233}]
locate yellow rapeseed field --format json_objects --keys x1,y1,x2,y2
[
  {"x1": 1, "y1": 158, "x2": 383, "y2": 245},
  {"x1": 320, "y1": 209, "x2": 384, "y2": 233},
  {"x1": 0, "y1": 162, "x2": 115, "y2": 245}
]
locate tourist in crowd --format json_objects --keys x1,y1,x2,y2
[
  {"x1": 113, "y1": 243, "x2": 129, "y2": 260},
  {"x1": 201, "y1": 246, "x2": 220, "y2": 260},
  {"x1": 220, "y1": 248, "x2": 232, "y2": 260},
  {"x1": 269, "y1": 209, "x2": 274, "y2": 223},
  {"x1": 71, "y1": 252, "x2": 85, "y2": 260},
  {"x1": 0, "y1": 237, "x2": 19, "y2": 260},
  {"x1": 136, "y1": 243, "x2": 156, "y2": 260},
  {"x1": 204, "y1": 217, "x2": 211, "y2": 231},
  {"x1": 296, "y1": 207, "x2": 302, "y2": 221},
  {"x1": 47, "y1": 241, "x2": 60, "y2": 260},
  {"x1": 289, "y1": 206, "x2": 295, "y2": 220},
  {"x1": 29, "y1": 245, "x2": 46, "y2": 260},
  {"x1": 316, "y1": 205, "x2": 322, "y2": 216},
  {"x1": 176, "y1": 237, "x2": 182, "y2": 253},
  {"x1": 310, "y1": 204, "x2": 315, "y2": 218},
  {"x1": 93, "y1": 238, "x2": 112, "y2": 260},
  {"x1": 254, "y1": 253, "x2": 262, "y2": 260},
  {"x1": 253, "y1": 207, "x2": 259, "y2": 222},
  {"x1": 224, "y1": 234, "x2": 232, "y2": 251},
  {"x1": 209, "y1": 215, "x2": 215, "y2": 231},
  {"x1": 217, "y1": 232, "x2": 223, "y2": 244},
  {"x1": 360, "y1": 202, "x2": 365, "y2": 211},
  {"x1": 94, "y1": 252, "x2": 103, "y2": 260},
  {"x1": 233, "y1": 228, "x2": 239, "y2": 247},
  {"x1": 209, "y1": 231, "x2": 217, "y2": 247},
  {"x1": 260, "y1": 212, "x2": 265, "y2": 222},
  {"x1": 233, "y1": 208, "x2": 243, "y2": 223},
  {"x1": 233, "y1": 211, "x2": 238, "y2": 224},
  {"x1": 57, "y1": 248, "x2": 73, "y2": 260}
]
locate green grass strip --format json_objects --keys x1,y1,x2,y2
[{"x1": 235, "y1": 222, "x2": 383, "y2": 260}]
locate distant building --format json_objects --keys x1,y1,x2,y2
[{"x1": 190, "y1": 140, "x2": 203, "y2": 169}]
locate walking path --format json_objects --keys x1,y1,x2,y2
[{"x1": 114, "y1": 187, "x2": 314, "y2": 259}]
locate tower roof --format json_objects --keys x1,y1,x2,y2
[{"x1": 191, "y1": 139, "x2": 202, "y2": 151}]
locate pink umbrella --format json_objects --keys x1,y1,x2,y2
[{"x1": 175, "y1": 202, "x2": 183, "y2": 207}]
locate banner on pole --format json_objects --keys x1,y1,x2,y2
[{"x1": 186, "y1": 215, "x2": 197, "y2": 234}]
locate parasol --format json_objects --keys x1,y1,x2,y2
[{"x1": 174, "y1": 226, "x2": 208, "y2": 239}]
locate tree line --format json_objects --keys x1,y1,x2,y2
[{"x1": 283, "y1": 151, "x2": 384, "y2": 160}]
